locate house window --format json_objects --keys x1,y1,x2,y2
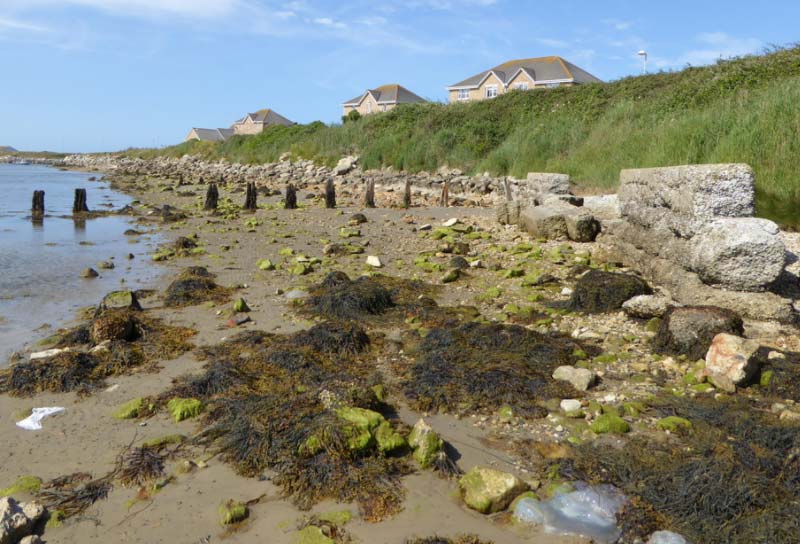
[
  {"x1": 457, "y1": 89, "x2": 470, "y2": 101},
  {"x1": 546, "y1": 82, "x2": 561, "y2": 88},
  {"x1": 485, "y1": 85, "x2": 498, "y2": 98},
  {"x1": 366, "y1": 101, "x2": 372, "y2": 113},
  {"x1": 515, "y1": 82, "x2": 529, "y2": 91},
  {"x1": 381, "y1": 104, "x2": 387, "y2": 112}
]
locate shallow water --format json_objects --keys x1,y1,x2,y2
[{"x1": 0, "y1": 164, "x2": 163, "y2": 363}]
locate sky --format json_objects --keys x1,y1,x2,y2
[{"x1": 0, "y1": 0, "x2": 798, "y2": 152}]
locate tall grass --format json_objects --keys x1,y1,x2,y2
[{"x1": 130, "y1": 46, "x2": 800, "y2": 225}]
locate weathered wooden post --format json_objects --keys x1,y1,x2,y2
[
  {"x1": 73, "y1": 188, "x2": 89, "y2": 213},
  {"x1": 403, "y1": 179, "x2": 412, "y2": 209},
  {"x1": 440, "y1": 181, "x2": 449, "y2": 207},
  {"x1": 244, "y1": 182, "x2": 258, "y2": 210},
  {"x1": 285, "y1": 183, "x2": 298, "y2": 210},
  {"x1": 31, "y1": 190, "x2": 45, "y2": 216},
  {"x1": 325, "y1": 178, "x2": 336, "y2": 209},
  {"x1": 204, "y1": 182, "x2": 219, "y2": 210},
  {"x1": 504, "y1": 177, "x2": 513, "y2": 201},
  {"x1": 364, "y1": 179, "x2": 375, "y2": 208}
]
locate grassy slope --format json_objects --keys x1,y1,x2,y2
[{"x1": 131, "y1": 47, "x2": 800, "y2": 224}]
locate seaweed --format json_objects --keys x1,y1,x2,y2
[
  {"x1": 306, "y1": 272, "x2": 394, "y2": 320},
  {"x1": 37, "y1": 473, "x2": 112, "y2": 518},
  {"x1": 561, "y1": 395, "x2": 800, "y2": 543},
  {"x1": 405, "y1": 537, "x2": 493, "y2": 544},
  {"x1": 163, "y1": 267, "x2": 231, "y2": 307},
  {"x1": 118, "y1": 446, "x2": 165, "y2": 487},
  {"x1": 291, "y1": 321, "x2": 370, "y2": 355},
  {"x1": 401, "y1": 322, "x2": 579, "y2": 416}
]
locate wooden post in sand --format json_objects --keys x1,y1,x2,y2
[
  {"x1": 31, "y1": 190, "x2": 45, "y2": 216},
  {"x1": 364, "y1": 179, "x2": 375, "y2": 208},
  {"x1": 285, "y1": 183, "x2": 298, "y2": 210},
  {"x1": 244, "y1": 182, "x2": 258, "y2": 210},
  {"x1": 504, "y1": 177, "x2": 513, "y2": 201},
  {"x1": 440, "y1": 181, "x2": 449, "y2": 207},
  {"x1": 403, "y1": 179, "x2": 412, "y2": 209},
  {"x1": 325, "y1": 178, "x2": 336, "y2": 209},
  {"x1": 73, "y1": 188, "x2": 89, "y2": 213},
  {"x1": 204, "y1": 182, "x2": 219, "y2": 210}
]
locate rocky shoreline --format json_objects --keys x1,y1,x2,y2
[{"x1": 1, "y1": 160, "x2": 799, "y2": 544}]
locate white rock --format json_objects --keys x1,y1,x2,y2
[
  {"x1": 469, "y1": 259, "x2": 482, "y2": 268},
  {"x1": 704, "y1": 333, "x2": 762, "y2": 392},
  {"x1": 552, "y1": 366, "x2": 595, "y2": 391},
  {"x1": 622, "y1": 294, "x2": 670, "y2": 318},
  {"x1": 442, "y1": 218, "x2": 459, "y2": 227},
  {"x1": 0, "y1": 497, "x2": 44, "y2": 544},
  {"x1": 560, "y1": 399, "x2": 582, "y2": 412},
  {"x1": 560, "y1": 287, "x2": 573, "y2": 296},
  {"x1": 366, "y1": 255, "x2": 383, "y2": 268},
  {"x1": 648, "y1": 530, "x2": 690, "y2": 544},
  {"x1": 30, "y1": 348, "x2": 70, "y2": 360}
]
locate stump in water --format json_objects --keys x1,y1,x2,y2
[
  {"x1": 244, "y1": 182, "x2": 258, "y2": 211},
  {"x1": 285, "y1": 184, "x2": 298, "y2": 210},
  {"x1": 31, "y1": 190, "x2": 45, "y2": 216},
  {"x1": 204, "y1": 183, "x2": 219, "y2": 211},
  {"x1": 325, "y1": 178, "x2": 336, "y2": 209},
  {"x1": 440, "y1": 181, "x2": 449, "y2": 207},
  {"x1": 73, "y1": 188, "x2": 89, "y2": 213},
  {"x1": 403, "y1": 180, "x2": 412, "y2": 209},
  {"x1": 364, "y1": 179, "x2": 375, "y2": 208}
]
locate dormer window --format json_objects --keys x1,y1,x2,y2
[
  {"x1": 485, "y1": 85, "x2": 498, "y2": 98},
  {"x1": 515, "y1": 82, "x2": 529, "y2": 91},
  {"x1": 457, "y1": 89, "x2": 470, "y2": 101}
]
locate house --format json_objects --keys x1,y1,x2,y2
[
  {"x1": 447, "y1": 56, "x2": 602, "y2": 103},
  {"x1": 230, "y1": 108, "x2": 295, "y2": 135},
  {"x1": 342, "y1": 84, "x2": 426, "y2": 116},
  {"x1": 185, "y1": 128, "x2": 235, "y2": 143},
  {"x1": 185, "y1": 108, "x2": 294, "y2": 142}
]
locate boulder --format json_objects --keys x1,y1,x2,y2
[
  {"x1": 459, "y1": 467, "x2": 528, "y2": 514},
  {"x1": 0, "y1": 497, "x2": 44, "y2": 544},
  {"x1": 496, "y1": 201, "x2": 523, "y2": 226},
  {"x1": 552, "y1": 366, "x2": 595, "y2": 391},
  {"x1": 703, "y1": 333, "x2": 763, "y2": 392},
  {"x1": 408, "y1": 419, "x2": 444, "y2": 469},
  {"x1": 622, "y1": 294, "x2": 671, "y2": 318},
  {"x1": 525, "y1": 172, "x2": 571, "y2": 203},
  {"x1": 90, "y1": 310, "x2": 138, "y2": 344},
  {"x1": 333, "y1": 156, "x2": 358, "y2": 176},
  {"x1": 647, "y1": 531, "x2": 689, "y2": 544},
  {"x1": 520, "y1": 204, "x2": 600, "y2": 242},
  {"x1": 689, "y1": 218, "x2": 786, "y2": 291},
  {"x1": 569, "y1": 270, "x2": 652, "y2": 313},
  {"x1": 619, "y1": 164, "x2": 756, "y2": 237},
  {"x1": 100, "y1": 290, "x2": 142, "y2": 312},
  {"x1": 653, "y1": 306, "x2": 744, "y2": 361}
]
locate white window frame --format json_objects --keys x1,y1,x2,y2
[
  {"x1": 381, "y1": 104, "x2": 387, "y2": 112},
  {"x1": 366, "y1": 101, "x2": 372, "y2": 113},
  {"x1": 457, "y1": 89, "x2": 470, "y2": 101},
  {"x1": 515, "y1": 82, "x2": 529, "y2": 91},
  {"x1": 485, "y1": 85, "x2": 498, "y2": 98},
  {"x1": 546, "y1": 82, "x2": 561, "y2": 89}
]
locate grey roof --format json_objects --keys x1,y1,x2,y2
[
  {"x1": 448, "y1": 56, "x2": 602, "y2": 88},
  {"x1": 343, "y1": 84, "x2": 427, "y2": 106},
  {"x1": 187, "y1": 128, "x2": 234, "y2": 142},
  {"x1": 239, "y1": 108, "x2": 294, "y2": 126}
]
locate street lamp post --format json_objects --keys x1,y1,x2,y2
[{"x1": 638, "y1": 50, "x2": 648, "y2": 74}]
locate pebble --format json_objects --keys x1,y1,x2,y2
[
  {"x1": 442, "y1": 218, "x2": 459, "y2": 227},
  {"x1": 560, "y1": 399, "x2": 582, "y2": 412},
  {"x1": 366, "y1": 255, "x2": 383, "y2": 268}
]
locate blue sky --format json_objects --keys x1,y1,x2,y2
[{"x1": 1, "y1": 0, "x2": 798, "y2": 152}]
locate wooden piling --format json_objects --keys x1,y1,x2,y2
[
  {"x1": 31, "y1": 190, "x2": 45, "y2": 216},
  {"x1": 440, "y1": 181, "x2": 449, "y2": 207},
  {"x1": 325, "y1": 178, "x2": 336, "y2": 209},
  {"x1": 244, "y1": 182, "x2": 258, "y2": 210},
  {"x1": 285, "y1": 183, "x2": 298, "y2": 210},
  {"x1": 364, "y1": 179, "x2": 375, "y2": 208},
  {"x1": 504, "y1": 177, "x2": 513, "y2": 201},
  {"x1": 73, "y1": 188, "x2": 89, "y2": 213},
  {"x1": 204, "y1": 182, "x2": 219, "y2": 210},
  {"x1": 403, "y1": 179, "x2": 412, "y2": 209}
]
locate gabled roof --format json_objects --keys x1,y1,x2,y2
[
  {"x1": 187, "y1": 128, "x2": 235, "y2": 142},
  {"x1": 448, "y1": 56, "x2": 602, "y2": 89},
  {"x1": 343, "y1": 84, "x2": 427, "y2": 106},
  {"x1": 238, "y1": 108, "x2": 294, "y2": 126}
]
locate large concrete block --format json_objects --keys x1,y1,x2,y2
[
  {"x1": 619, "y1": 164, "x2": 755, "y2": 237},
  {"x1": 520, "y1": 203, "x2": 600, "y2": 242}
]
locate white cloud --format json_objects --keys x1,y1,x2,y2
[
  {"x1": 7, "y1": 0, "x2": 242, "y2": 19},
  {"x1": 536, "y1": 37, "x2": 568, "y2": 48},
  {"x1": 652, "y1": 32, "x2": 762, "y2": 69},
  {"x1": 603, "y1": 18, "x2": 632, "y2": 31},
  {"x1": 0, "y1": 16, "x2": 48, "y2": 32},
  {"x1": 312, "y1": 16, "x2": 347, "y2": 29}
]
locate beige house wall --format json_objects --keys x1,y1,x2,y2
[
  {"x1": 506, "y1": 71, "x2": 535, "y2": 91},
  {"x1": 342, "y1": 94, "x2": 396, "y2": 116},
  {"x1": 448, "y1": 73, "x2": 576, "y2": 104},
  {"x1": 233, "y1": 118, "x2": 263, "y2": 136}
]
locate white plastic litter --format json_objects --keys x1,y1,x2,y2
[
  {"x1": 16, "y1": 407, "x2": 65, "y2": 430},
  {"x1": 285, "y1": 289, "x2": 309, "y2": 300},
  {"x1": 648, "y1": 530, "x2": 690, "y2": 544},
  {"x1": 29, "y1": 348, "x2": 70, "y2": 360},
  {"x1": 513, "y1": 483, "x2": 626, "y2": 544}
]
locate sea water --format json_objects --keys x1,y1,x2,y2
[{"x1": 0, "y1": 163, "x2": 163, "y2": 363}]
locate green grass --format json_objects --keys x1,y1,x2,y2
[{"x1": 130, "y1": 46, "x2": 800, "y2": 227}]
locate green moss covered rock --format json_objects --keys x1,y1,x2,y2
[
  {"x1": 408, "y1": 418, "x2": 444, "y2": 469},
  {"x1": 296, "y1": 526, "x2": 334, "y2": 544},
  {"x1": 458, "y1": 466, "x2": 528, "y2": 514},
  {"x1": 0, "y1": 475, "x2": 42, "y2": 498},
  {"x1": 656, "y1": 416, "x2": 692, "y2": 433},
  {"x1": 218, "y1": 499, "x2": 248, "y2": 525},
  {"x1": 113, "y1": 397, "x2": 145, "y2": 420},
  {"x1": 167, "y1": 398, "x2": 203, "y2": 423},
  {"x1": 590, "y1": 414, "x2": 630, "y2": 434}
]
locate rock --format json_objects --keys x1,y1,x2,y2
[
  {"x1": 622, "y1": 294, "x2": 670, "y2": 318},
  {"x1": 519, "y1": 205, "x2": 568, "y2": 240},
  {"x1": 459, "y1": 467, "x2": 528, "y2": 514},
  {"x1": 569, "y1": 270, "x2": 652, "y2": 313},
  {"x1": 648, "y1": 530, "x2": 690, "y2": 544},
  {"x1": 408, "y1": 419, "x2": 444, "y2": 469},
  {"x1": 590, "y1": 414, "x2": 630, "y2": 434},
  {"x1": 233, "y1": 297, "x2": 250, "y2": 313},
  {"x1": 113, "y1": 398, "x2": 145, "y2": 420},
  {"x1": 689, "y1": 218, "x2": 785, "y2": 291},
  {"x1": 166, "y1": 398, "x2": 203, "y2": 422},
  {"x1": 90, "y1": 310, "x2": 138, "y2": 344},
  {"x1": 703, "y1": 333, "x2": 763, "y2": 392},
  {"x1": 523, "y1": 172, "x2": 571, "y2": 203},
  {"x1": 619, "y1": 164, "x2": 756, "y2": 237},
  {"x1": 0, "y1": 497, "x2": 44, "y2": 544},
  {"x1": 653, "y1": 306, "x2": 744, "y2": 361},
  {"x1": 448, "y1": 256, "x2": 469, "y2": 270},
  {"x1": 218, "y1": 499, "x2": 248, "y2": 525},
  {"x1": 333, "y1": 156, "x2": 358, "y2": 175},
  {"x1": 29, "y1": 348, "x2": 70, "y2": 360},
  {"x1": 564, "y1": 209, "x2": 601, "y2": 242},
  {"x1": 656, "y1": 416, "x2": 692, "y2": 433},
  {"x1": 560, "y1": 399, "x2": 582, "y2": 413},
  {"x1": 349, "y1": 213, "x2": 367, "y2": 225},
  {"x1": 543, "y1": 194, "x2": 584, "y2": 207},
  {"x1": 257, "y1": 258, "x2": 275, "y2": 271},
  {"x1": 100, "y1": 290, "x2": 142, "y2": 312},
  {"x1": 442, "y1": 218, "x2": 459, "y2": 227},
  {"x1": 80, "y1": 267, "x2": 98, "y2": 278},
  {"x1": 19, "y1": 536, "x2": 44, "y2": 544},
  {"x1": 552, "y1": 366, "x2": 595, "y2": 391},
  {"x1": 441, "y1": 268, "x2": 460, "y2": 283},
  {"x1": 496, "y1": 201, "x2": 523, "y2": 226},
  {"x1": 97, "y1": 260, "x2": 115, "y2": 270},
  {"x1": 366, "y1": 255, "x2": 382, "y2": 268},
  {"x1": 295, "y1": 526, "x2": 334, "y2": 544}
]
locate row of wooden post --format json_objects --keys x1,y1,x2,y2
[
  {"x1": 201, "y1": 176, "x2": 446, "y2": 211},
  {"x1": 30, "y1": 188, "x2": 90, "y2": 216}
]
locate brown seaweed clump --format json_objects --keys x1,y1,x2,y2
[
  {"x1": 401, "y1": 321, "x2": 580, "y2": 417},
  {"x1": 163, "y1": 266, "x2": 231, "y2": 307},
  {"x1": 37, "y1": 473, "x2": 112, "y2": 519},
  {"x1": 405, "y1": 537, "x2": 493, "y2": 544},
  {"x1": 305, "y1": 272, "x2": 395, "y2": 320},
  {"x1": 164, "y1": 321, "x2": 412, "y2": 522},
  {"x1": 561, "y1": 396, "x2": 800, "y2": 544},
  {"x1": 0, "y1": 311, "x2": 194, "y2": 397},
  {"x1": 568, "y1": 270, "x2": 652, "y2": 313}
]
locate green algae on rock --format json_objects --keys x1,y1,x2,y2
[
  {"x1": 166, "y1": 398, "x2": 203, "y2": 422},
  {"x1": 218, "y1": 499, "x2": 248, "y2": 525},
  {"x1": 458, "y1": 466, "x2": 528, "y2": 514}
]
